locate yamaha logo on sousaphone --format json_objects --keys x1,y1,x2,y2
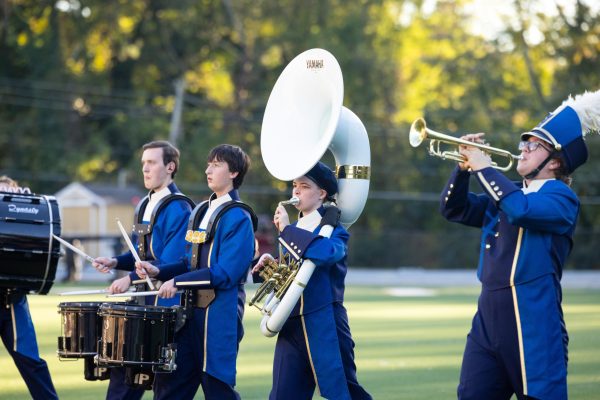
[{"x1": 306, "y1": 59, "x2": 324, "y2": 69}]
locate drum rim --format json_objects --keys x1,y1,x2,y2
[
  {"x1": 98, "y1": 303, "x2": 178, "y2": 314},
  {"x1": 58, "y1": 302, "x2": 104, "y2": 310}
]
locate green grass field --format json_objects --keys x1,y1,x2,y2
[{"x1": 1, "y1": 285, "x2": 599, "y2": 399}]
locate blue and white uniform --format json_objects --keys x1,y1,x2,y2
[
  {"x1": 153, "y1": 189, "x2": 255, "y2": 400},
  {"x1": 271, "y1": 206, "x2": 372, "y2": 400},
  {"x1": 441, "y1": 166, "x2": 578, "y2": 400},
  {"x1": 107, "y1": 182, "x2": 193, "y2": 400},
  {"x1": 0, "y1": 291, "x2": 58, "y2": 400}
]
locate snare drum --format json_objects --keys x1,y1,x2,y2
[
  {"x1": 0, "y1": 192, "x2": 61, "y2": 294},
  {"x1": 57, "y1": 302, "x2": 103, "y2": 359},
  {"x1": 97, "y1": 303, "x2": 177, "y2": 372}
]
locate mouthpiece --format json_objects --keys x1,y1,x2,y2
[{"x1": 279, "y1": 196, "x2": 299, "y2": 206}]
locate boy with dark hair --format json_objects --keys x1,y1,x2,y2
[{"x1": 136, "y1": 144, "x2": 256, "y2": 399}]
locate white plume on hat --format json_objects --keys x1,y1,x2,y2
[{"x1": 561, "y1": 89, "x2": 600, "y2": 136}]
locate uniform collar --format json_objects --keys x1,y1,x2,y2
[
  {"x1": 149, "y1": 185, "x2": 172, "y2": 201},
  {"x1": 522, "y1": 178, "x2": 554, "y2": 194},
  {"x1": 297, "y1": 207, "x2": 323, "y2": 232},
  {"x1": 143, "y1": 184, "x2": 175, "y2": 221},
  {"x1": 208, "y1": 192, "x2": 232, "y2": 210},
  {"x1": 199, "y1": 190, "x2": 237, "y2": 230}
]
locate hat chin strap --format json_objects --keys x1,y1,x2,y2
[{"x1": 523, "y1": 152, "x2": 554, "y2": 180}]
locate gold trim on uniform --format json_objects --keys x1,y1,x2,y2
[
  {"x1": 510, "y1": 227, "x2": 528, "y2": 395},
  {"x1": 335, "y1": 165, "x2": 371, "y2": 180},
  {"x1": 300, "y1": 295, "x2": 321, "y2": 396},
  {"x1": 202, "y1": 223, "x2": 218, "y2": 373},
  {"x1": 11, "y1": 304, "x2": 17, "y2": 352}
]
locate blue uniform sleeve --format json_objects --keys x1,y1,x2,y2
[
  {"x1": 114, "y1": 251, "x2": 135, "y2": 271},
  {"x1": 128, "y1": 199, "x2": 191, "y2": 282},
  {"x1": 440, "y1": 166, "x2": 490, "y2": 227},
  {"x1": 175, "y1": 208, "x2": 254, "y2": 289},
  {"x1": 155, "y1": 260, "x2": 188, "y2": 281},
  {"x1": 474, "y1": 167, "x2": 579, "y2": 234},
  {"x1": 279, "y1": 224, "x2": 348, "y2": 268}
]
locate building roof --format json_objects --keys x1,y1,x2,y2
[{"x1": 55, "y1": 182, "x2": 145, "y2": 207}]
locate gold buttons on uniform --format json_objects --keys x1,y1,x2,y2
[{"x1": 185, "y1": 230, "x2": 207, "y2": 244}]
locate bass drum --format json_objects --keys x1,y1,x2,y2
[{"x1": 0, "y1": 191, "x2": 61, "y2": 294}]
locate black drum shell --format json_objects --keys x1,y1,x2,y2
[
  {"x1": 97, "y1": 303, "x2": 177, "y2": 368},
  {"x1": 0, "y1": 192, "x2": 61, "y2": 294},
  {"x1": 57, "y1": 302, "x2": 103, "y2": 358}
]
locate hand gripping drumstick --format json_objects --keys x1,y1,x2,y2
[
  {"x1": 52, "y1": 234, "x2": 114, "y2": 275},
  {"x1": 116, "y1": 218, "x2": 155, "y2": 290}
]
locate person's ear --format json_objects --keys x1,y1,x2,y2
[{"x1": 319, "y1": 189, "x2": 327, "y2": 201}]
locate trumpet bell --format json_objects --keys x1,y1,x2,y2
[
  {"x1": 408, "y1": 117, "x2": 522, "y2": 171},
  {"x1": 409, "y1": 118, "x2": 427, "y2": 147}
]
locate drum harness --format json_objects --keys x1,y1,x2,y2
[{"x1": 182, "y1": 200, "x2": 257, "y2": 322}]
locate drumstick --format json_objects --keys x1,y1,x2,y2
[
  {"x1": 58, "y1": 288, "x2": 134, "y2": 296},
  {"x1": 53, "y1": 234, "x2": 96, "y2": 264},
  {"x1": 59, "y1": 289, "x2": 109, "y2": 296},
  {"x1": 107, "y1": 290, "x2": 182, "y2": 297},
  {"x1": 116, "y1": 218, "x2": 155, "y2": 290},
  {"x1": 53, "y1": 234, "x2": 114, "y2": 275}
]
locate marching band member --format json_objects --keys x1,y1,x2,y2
[
  {"x1": 253, "y1": 162, "x2": 372, "y2": 400},
  {"x1": 137, "y1": 144, "x2": 255, "y2": 400},
  {"x1": 92, "y1": 140, "x2": 193, "y2": 399},
  {"x1": 0, "y1": 176, "x2": 58, "y2": 400},
  {"x1": 440, "y1": 91, "x2": 599, "y2": 399}
]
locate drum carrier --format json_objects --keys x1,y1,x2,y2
[{"x1": 182, "y1": 199, "x2": 257, "y2": 310}]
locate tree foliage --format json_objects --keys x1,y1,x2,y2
[{"x1": 1, "y1": 0, "x2": 599, "y2": 268}]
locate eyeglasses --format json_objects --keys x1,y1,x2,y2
[{"x1": 518, "y1": 141, "x2": 552, "y2": 153}]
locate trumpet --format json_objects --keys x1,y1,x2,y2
[{"x1": 409, "y1": 118, "x2": 522, "y2": 172}]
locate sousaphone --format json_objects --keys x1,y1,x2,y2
[{"x1": 256, "y1": 48, "x2": 370, "y2": 337}]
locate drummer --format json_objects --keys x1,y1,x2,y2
[
  {"x1": 0, "y1": 176, "x2": 59, "y2": 400},
  {"x1": 136, "y1": 144, "x2": 256, "y2": 399},
  {"x1": 92, "y1": 141, "x2": 193, "y2": 398}
]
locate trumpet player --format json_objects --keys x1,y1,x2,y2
[
  {"x1": 253, "y1": 162, "x2": 372, "y2": 400},
  {"x1": 440, "y1": 91, "x2": 599, "y2": 400}
]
